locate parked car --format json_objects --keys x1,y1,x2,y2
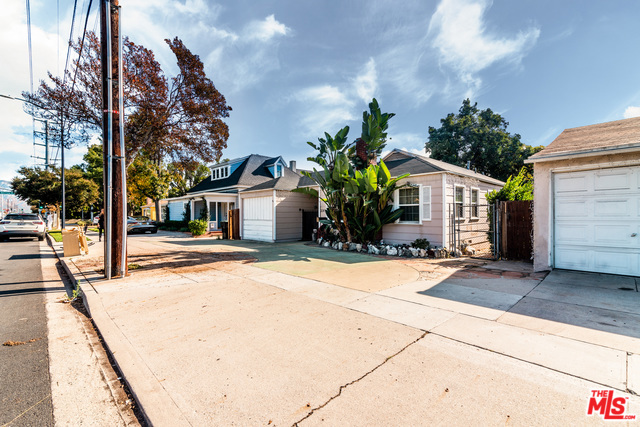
[
  {"x1": 127, "y1": 216, "x2": 158, "y2": 234},
  {"x1": 0, "y1": 212, "x2": 46, "y2": 241}
]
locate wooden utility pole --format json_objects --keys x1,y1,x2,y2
[{"x1": 101, "y1": 0, "x2": 127, "y2": 278}]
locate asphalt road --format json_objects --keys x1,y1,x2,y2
[{"x1": 0, "y1": 237, "x2": 63, "y2": 426}]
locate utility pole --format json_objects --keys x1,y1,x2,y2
[{"x1": 101, "y1": 0, "x2": 127, "y2": 279}]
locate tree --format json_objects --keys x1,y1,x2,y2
[
  {"x1": 486, "y1": 167, "x2": 533, "y2": 203},
  {"x1": 426, "y1": 99, "x2": 543, "y2": 182},
  {"x1": 167, "y1": 161, "x2": 210, "y2": 198},
  {"x1": 11, "y1": 166, "x2": 99, "y2": 215},
  {"x1": 127, "y1": 156, "x2": 170, "y2": 213},
  {"x1": 22, "y1": 31, "x2": 232, "y2": 219},
  {"x1": 300, "y1": 99, "x2": 407, "y2": 244}
]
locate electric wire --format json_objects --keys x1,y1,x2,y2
[
  {"x1": 26, "y1": 0, "x2": 36, "y2": 165},
  {"x1": 63, "y1": 0, "x2": 79, "y2": 84}
]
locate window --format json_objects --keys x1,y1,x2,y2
[
  {"x1": 398, "y1": 187, "x2": 420, "y2": 223},
  {"x1": 455, "y1": 186, "x2": 465, "y2": 219},
  {"x1": 212, "y1": 166, "x2": 229, "y2": 181},
  {"x1": 470, "y1": 188, "x2": 479, "y2": 218},
  {"x1": 422, "y1": 186, "x2": 431, "y2": 221}
]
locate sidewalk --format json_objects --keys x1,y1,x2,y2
[{"x1": 51, "y1": 232, "x2": 640, "y2": 425}]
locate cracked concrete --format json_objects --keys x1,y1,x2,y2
[
  {"x1": 293, "y1": 331, "x2": 429, "y2": 426},
  {"x1": 55, "y1": 232, "x2": 640, "y2": 425}
]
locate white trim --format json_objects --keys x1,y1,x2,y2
[
  {"x1": 396, "y1": 186, "x2": 421, "y2": 224},
  {"x1": 454, "y1": 184, "x2": 465, "y2": 220},
  {"x1": 470, "y1": 187, "x2": 480, "y2": 219},
  {"x1": 272, "y1": 189, "x2": 277, "y2": 241},
  {"x1": 442, "y1": 174, "x2": 446, "y2": 248},
  {"x1": 526, "y1": 145, "x2": 640, "y2": 164},
  {"x1": 548, "y1": 158, "x2": 640, "y2": 173}
]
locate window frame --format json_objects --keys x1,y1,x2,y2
[
  {"x1": 211, "y1": 165, "x2": 230, "y2": 181},
  {"x1": 470, "y1": 187, "x2": 480, "y2": 219},
  {"x1": 394, "y1": 185, "x2": 422, "y2": 224},
  {"x1": 454, "y1": 185, "x2": 465, "y2": 220}
]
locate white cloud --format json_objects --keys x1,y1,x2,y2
[
  {"x1": 244, "y1": 15, "x2": 289, "y2": 42},
  {"x1": 294, "y1": 85, "x2": 356, "y2": 138},
  {"x1": 428, "y1": 0, "x2": 540, "y2": 92},
  {"x1": 354, "y1": 58, "x2": 377, "y2": 103},
  {"x1": 623, "y1": 106, "x2": 640, "y2": 119}
]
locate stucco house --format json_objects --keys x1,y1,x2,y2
[
  {"x1": 526, "y1": 116, "x2": 640, "y2": 275},
  {"x1": 162, "y1": 154, "x2": 316, "y2": 242},
  {"x1": 380, "y1": 149, "x2": 504, "y2": 248}
]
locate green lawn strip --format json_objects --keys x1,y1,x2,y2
[{"x1": 48, "y1": 230, "x2": 92, "y2": 242}]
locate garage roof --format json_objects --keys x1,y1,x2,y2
[{"x1": 527, "y1": 116, "x2": 640, "y2": 163}]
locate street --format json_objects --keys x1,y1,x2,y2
[
  {"x1": 0, "y1": 237, "x2": 57, "y2": 426},
  {"x1": 0, "y1": 237, "x2": 138, "y2": 426}
]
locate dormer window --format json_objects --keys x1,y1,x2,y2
[
  {"x1": 274, "y1": 165, "x2": 282, "y2": 178},
  {"x1": 212, "y1": 165, "x2": 230, "y2": 181}
]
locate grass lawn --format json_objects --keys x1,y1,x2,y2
[{"x1": 48, "y1": 230, "x2": 91, "y2": 242}]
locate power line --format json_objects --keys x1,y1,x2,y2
[
  {"x1": 71, "y1": 0, "x2": 93, "y2": 93},
  {"x1": 63, "y1": 0, "x2": 79, "y2": 84},
  {"x1": 26, "y1": 0, "x2": 36, "y2": 165}
]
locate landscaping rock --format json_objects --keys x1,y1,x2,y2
[
  {"x1": 349, "y1": 243, "x2": 358, "y2": 251},
  {"x1": 410, "y1": 248, "x2": 419, "y2": 258},
  {"x1": 337, "y1": 242, "x2": 343, "y2": 250},
  {"x1": 355, "y1": 243, "x2": 362, "y2": 252},
  {"x1": 419, "y1": 249, "x2": 427, "y2": 258},
  {"x1": 368, "y1": 245, "x2": 379, "y2": 255},
  {"x1": 323, "y1": 241, "x2": 330, "y2": 248},
  {"x1": 387, "y1": 247, "x2": 398, "y2": 256}
]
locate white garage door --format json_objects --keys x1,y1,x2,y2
[
  {"x1": 243, "y1": 196, "x2": 273, "y2": 241},
  {"x1": 554, "y1": 166, "x2": 640, "y2": 276}
]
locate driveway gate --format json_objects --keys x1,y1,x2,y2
[{"x1": 449, "y1": 202, "x2": 498, "y2": 260}]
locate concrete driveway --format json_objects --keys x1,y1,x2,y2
[{"x1": 58, "y1": 232, "x2": 640, "y2": 425}]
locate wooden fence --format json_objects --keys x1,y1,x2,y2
[
  {"x1": 498, "y1": 201, "x2": 533, "y2": 261},
  {"x1": 228, "y1": 208, "x2": 240, "y2": 240}
]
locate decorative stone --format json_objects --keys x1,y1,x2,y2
[
  {"x1": 349, "y1": 243, "x2": 358, "y2": 251},
  {"x1": 323, "y1": 241, "x2": 330, "y2": 247},
  {"x1": 419, "y1": 249, "x2": 427, "y2": 258},
  {"x1": 464, "y1": 246, "x2": 476, "y2": 255},
  {"x1": 453, "y1": 249, "x2": 462, "y2": 257},
  {"x1": 355, "y1": 243, "x2": 362, "y2": 252},
  {"x1": 387, "y1": 247, "x2": 398, "y2": 256},
  {"x1": 368, "y1": 245, "x2": 380, "y2": 255},
  {"x1": 410, "y1": 248, "x2": 419, "y2": 257},
  {"x1": 338, "y1": 242, "x2": 343, "y2": 250}
]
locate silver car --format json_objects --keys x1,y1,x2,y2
[{"x1": 0, "y1": 213, "x2": 46, "y2": 241}]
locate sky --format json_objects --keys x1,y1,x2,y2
[{"x1": 1, "y1": 0, "x2": 640, "y2": 181}]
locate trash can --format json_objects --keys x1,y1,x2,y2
[
  {"x1": 220, "y1": 221, "x2": 229, "y2": 239},
  {"x1": 62, "y1": 229, "x2": 81, "y2": 257}
]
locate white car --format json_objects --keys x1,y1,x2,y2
[{"x1": 0, "y1": 212, "x2": 46, "y2": 241}]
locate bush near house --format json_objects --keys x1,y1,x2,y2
[{"x1": 188, "y1": 219, "x2": 208, "y2": 236}]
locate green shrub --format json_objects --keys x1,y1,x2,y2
[
  {"x1": 411, "y1": 238, "x2": 429, "y2": 249},
  {"x1": 188, "y1": 219, "x2": 208, "y2": 236}
]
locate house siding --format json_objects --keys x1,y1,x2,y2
[
  {"x1": 443, "y1": 173, "x2": 502, "y2": 249},
  {"x1": 275, "y1": 190, "x2": 317, "y2": 241},
  {"x1": 383, "y1": 174, "x2": 444, "y2": 246},
  {"x1": 168, "y1": 201, "x2": 186, "y2": 221}
]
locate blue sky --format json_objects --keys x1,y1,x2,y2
[{"x1": 1, "y1": 0, "x2": 640, "y2": 181}]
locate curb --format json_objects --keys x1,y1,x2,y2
[{"x1": 47, "y1": 234, "x2": 191, "y2": 427}]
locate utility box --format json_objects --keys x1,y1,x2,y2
[{"x1": 62, "y1": 229, "x2": 81, "y2": 257}]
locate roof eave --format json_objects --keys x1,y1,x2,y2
[{"x1": 525, "y1": 144, "x2": 640, "y2": 164}]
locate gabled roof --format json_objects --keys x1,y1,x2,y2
[
  {"x1": 242, "y1": 166, "x2": 305, "y2": 192},
  {"x1": 187, "y1": 154, "x2": 287, "y2": 194},
  {"x1": 527, "y1": 116, "x2": 640, "y2": 163},
  {"x1": 382, "y1": 149, "x2": 504, "y2": 186}
]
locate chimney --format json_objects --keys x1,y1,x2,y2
[{"x1": 290, "y1": 161, "x2": 296, "y2": 172}]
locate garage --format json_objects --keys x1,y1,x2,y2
[
  {"x1": 242, "y1": 196, "x2": 273, "y2": 241},
  {"x1": 554, "y1": 167, "x2": 640, "y2": 275}
]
